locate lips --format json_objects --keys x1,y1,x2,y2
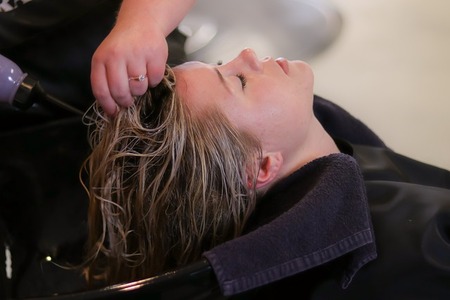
[{"x1": 275, "y1": 57, "x2": 289, "y2": 74}]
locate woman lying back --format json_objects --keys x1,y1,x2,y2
[{"x1": 82, "y1": 48, "x2": 341, "y2": 285}]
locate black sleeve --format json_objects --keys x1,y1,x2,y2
[
  {"x1": 0, "y1": 0, "x2": 122, "y2": 110},
  {"x1": 0, "y1": 0, "x2": 115, "y2": 49},
  {"x1": 0, "y1": 0, "x2": 186, "y2": 112}
]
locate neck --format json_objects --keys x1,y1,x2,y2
[{"x1": 280, "y1": 117, "x2": 340, "y2": 178}]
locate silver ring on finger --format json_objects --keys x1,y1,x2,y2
[{"x1": 128, "y1": 74, "x2": 147, "y2": 82}]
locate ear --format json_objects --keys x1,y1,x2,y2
[{"x1": 254, "y1": 152, "x2": 283, "y2": 189}]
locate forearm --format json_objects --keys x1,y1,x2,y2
[{"x1": 116, "y1": 0, "x2": 196, "y2": 36}]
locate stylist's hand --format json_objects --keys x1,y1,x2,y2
[
  {"x1": 90, "y1": 0, "x2": 196, "y2": 116},
  {"x1": 91, "y1": 20, "x2": 168, "y2": 116}
]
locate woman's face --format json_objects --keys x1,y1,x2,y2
[{"x1": 173, "y1": 48, "x2": 315, "y2": 158}]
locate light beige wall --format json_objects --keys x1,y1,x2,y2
[{"x1": 310, "y1": 0, "x2": 450, "y2": 170}]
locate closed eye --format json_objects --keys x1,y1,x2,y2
[{"x1": 236, "y1": 73, "x2": 247, "y2": 89}]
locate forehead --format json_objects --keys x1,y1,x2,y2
[
  {"x1": 173, "y1": 62, "x2": 228, "y2": 112},
  {"x1": 174, "y1": 61, "x2": 216, "y2": 86}
]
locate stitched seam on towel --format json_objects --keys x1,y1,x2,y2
[{"x1": 222, "y1": 228, "x2": 373, "y2": 293}]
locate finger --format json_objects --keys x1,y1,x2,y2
[
  {"x1": 106, "y1": 60, "x2": 134, "y2": 108},
  {"x1": 147, "y1": 48, "x2": 168, "y2": 87},
  {"x1": 91, "y1": 61, "x2": 118, "y2": 116},
  {"x1": 147, "y1": 63, "x2": 165, "y2": 87},
  {"x1": 128, "y1": 68, "x2": 149, "y2": 97}
]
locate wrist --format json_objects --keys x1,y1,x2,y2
[{"x1": 116, "y1": 0, "x2": 196, "y2": 36}]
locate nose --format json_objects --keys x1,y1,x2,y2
[{"x1": 237, "y1": 48, "x2": 263, "y2": 72}]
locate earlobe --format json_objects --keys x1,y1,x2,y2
[{"x1": 255, "y1": 152, "x2": 283, "y2": 189}]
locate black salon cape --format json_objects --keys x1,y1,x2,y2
[
  {"x1": 204, "y1": 141, "x2": 450, "y2": 300},
  {"x1": 203, "y1": 98, "x2": 450, "y2": 299}
]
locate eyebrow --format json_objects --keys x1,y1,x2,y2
[
  {"x1": 214, "y1": 68, "x2": 232, "y2": 94},
  {"x1": 215, "y1": 68, "x2": 225, "y2": 84}
]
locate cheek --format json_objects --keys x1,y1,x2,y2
[
  {"x1": 252, "y1": 86, "x2": 300, "y2": 122},
  {"x1": 228, "y1": 99, "x2": 286, "y2": 147},
  {"x1": 253, "y1": 85, "x2": 313, "y2": 138}
]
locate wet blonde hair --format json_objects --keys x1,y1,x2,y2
[{"x1": 81, "y1": 66, "x2": 262, "y2": 285}]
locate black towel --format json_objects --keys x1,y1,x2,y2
[{"x1": 203, "y1": 153, "x2": 377, "y2": 296}]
